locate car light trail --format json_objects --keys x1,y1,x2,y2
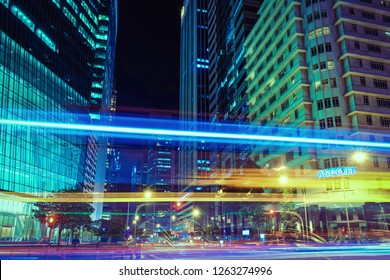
[{"x1": 1, "y1": 119, "x2": 390, "y2": 149}]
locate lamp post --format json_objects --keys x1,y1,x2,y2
[
  {"x1": 133, "y1": 203, "x2": 150, "y2": 242},
  {"x1": 343, "y1": 151, "x2": 368, "y2": 239},
  {"x1": 133, "y1": 190, "x2": 153, "y2": 242}
]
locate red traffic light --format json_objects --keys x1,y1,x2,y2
[{"x1": 47, "y1": 214, "x2": 57, "y2": 227}]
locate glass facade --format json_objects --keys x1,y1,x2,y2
[{"x1": 0, "y1": 0, "x2": 117, "y2": 241}]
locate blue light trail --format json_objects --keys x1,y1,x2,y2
[{"x1": 0, "y1": 118, "x2": 389, "y2": 149}]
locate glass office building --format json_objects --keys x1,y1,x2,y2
[{"x1": 0, "y1": 0, "x2": 117, "y2": 241}]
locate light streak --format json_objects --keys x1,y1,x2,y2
[{"x1": 1, "y1": 119, "x2": 390, "y2": 149}]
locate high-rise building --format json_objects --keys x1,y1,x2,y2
[
  {"x1": 102, "y1": 89, "x2": 121, "y2": 218},
  {"x1": 208, "y1": 0, "x2": 261, "y2": 235},
  {"x1": 179, "y1": 0, "x2": 211, "y2": 223},
  {"x1": 0, "y1": 0, "x2": 117, "y2": 240},
  {"x1": 245, "y1": 0, "x2": 390, "y2": 238}
]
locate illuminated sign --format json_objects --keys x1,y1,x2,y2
[{"x1": 317, "y1": 166, "x2": 357, "y2": 179}]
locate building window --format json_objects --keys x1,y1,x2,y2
[
  {"x1": 340, "y1": 157, "x2": 348, "y2": 166},
  {"x1": 370, "y1": 61, "x2": 384, "y2": 71},
  {"x1": 349, "y1": 8, "x2": 355, "y2": 15},
  {"x1": 373, "y1": 79, "x2": 388, "y2": 89},
  {"x1": 325, "y1": 43, "x2": 332, "y2": 52},
  {"x1": 286, "y1": 151, "x2": 294, "y2": 162},
  {"x1": 317, "y1": 100, "x2": 324, "y2": 110},
  {"x1": 363, "y1": 96, "x2": 370, "y2": 105},
  {"x1": 380, "y1": 116, "x2": 390, "y2": 127},
  {"x1": 357, "y1": 58, "x2": 363, "y2": 67},
  {"x1": 298, "y1": 147, "x2": 303, "y2": 156},
  {"x1": 360, "y1": 77, "x2": 366, "y2": 86},
  {"x1": 332, "y1": 97, "x2": 339, "y2": 107},
  {"x1": 331, "y1": 158, "x2": 339, "y2": 167},
  {"x1": 280, "y1": 84, "x2": 288, "y2": 95},
  {"x1": 324, "y1": 98, "x2": 331, "y2": 108},
  {"x1": 367, "y1": 44, "x2": 381, "y2": 53},
  {"x1": 320, "y1": 62, "x2": 326, "y2": 70},
  {"x1": 366, "y1": 115, "x2": 373, "y2": 125},
  {"x1": 387, "y1": 158, "x2": 390, "y2": 168},
  {"x1": 354, "y1": 41, "x2": 360, "y2": 49},
  {"x1": 311, "y1": 46, "x2": 317, "y2": 56},
  {"x1": 370, "y1": 135, "x2": 376, "y2": 142},
  {"x1": 327, "y1": 60, "x2": 335, "y2": 70},
  {"x1": 335, "y1": 116, "x2": 342, "y2": 127},
  {"x1": 294, "y1": 109, "x2": 299, "y2": 119},
  {"x1": 362, "y1": 11, "x2": 375, "y2": 20},
  {"x1": 313, "y1": 63, "x2": 319, "y2": 71},
  {"x1": 324, "y1": 159, "x2": 331, "y2": 168},
  {"x1": 263, "y1": 148, "x2": 269, "y2": 158},
  {"x1": 269, "y1": 95, "x2": 276, "y2": 105},
  {"x1": 330, "y1": 78, "x2": 337, "y2": 88},
  {"x1": 383, "y1": 15, "x2": 390, "y2": 23},
  {"x1": 315, "y1": 81, "x2": 321, "y2": 91},
  {"x1": 327, "y1": 117, "x2": 334, "y2": 127},
  {"x1": 260, "y1": 104, "x2": 266, "y2": 113},
  {"x1": 322, "y1": 79, "x2": 329, "y2": 89},
  {"x1": 384, "y1": 136, "x2": 390, "y2": 142},
  {"x1": 352, "y1": 24, "x2": 357, "y2": 32},
  {"x1": 381, "y1": 0, "x2": 390, "y2": 8},
  {"x1": 377, "y1": 97, "x2": 390, "y2": 108},
  {"x1": 373, "y1": 156, "x2": 379, "y2": 167},
  {"x1": 319, "y1": 119, "x2": 326, "y2": 129},
  {"x1": 281, "y1": 100, "x2": 289, "y2": 111},
  {"x1": 364, "y1": 27, "x2": 378, "y2": 36}
]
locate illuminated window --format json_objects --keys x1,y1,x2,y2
[
  {"x1": 10, "y1": 6, "x2": 35, "y2": 32},
  {"x1": 63, "y1": 7, "x2": 77, "y2": 27},
  {"x1": 81, "y1": 1, "x2": 98, "y2": 25},
  {"x1": 35, "y1": 29, "x2": 57, "y2": 52},
  {"x1": 1, "y1": 0, "x2": 9, "y2": 8},
  {"x1": 66, "y1": 0, "x2": 78, "y2": 13},
  {"x1": 315, "y1": 81, "x2": 321, "y2": 91}
]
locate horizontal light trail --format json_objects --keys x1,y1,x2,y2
[
  {"x1": 1, "y1": 119, "x2": 390, "y2": 149},
  {"x1": 1, "y1": 191, "x2": 389, "y2": 203}
]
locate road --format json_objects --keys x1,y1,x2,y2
[{"x1": 1, "y1": 244, "x2": 389, "y2": 260}]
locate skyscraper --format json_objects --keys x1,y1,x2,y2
[
  {"x1": 0, "y1": 0, "x2": 117, "y2": 240},
  {"x1": 179, "y1": 0, "x2": 211, "y2": 222},
  {"x1": 208, "y1": 0, "x2": 261, "y2": 234},
  {"x1": 245, "y1": 0, "x2": 390, "y2": 238}
]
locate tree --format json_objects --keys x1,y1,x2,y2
[
  {"x1": 280, "y1": 188, "x2": 298, "y2": 233},
  {"x1": 32, "y1": 189, "x2": 94, "y2": 245},
  {"x1": 239, "y1": 203, "x2": 267, "y2": 236},
  {"x1": 90, "y1": 216, "x2": 125, "y2": 241}
]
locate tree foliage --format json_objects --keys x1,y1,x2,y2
[
  {"x1": 280, "y1": 187, "x2": 299, "y2": 233},
  {"x1": 239, "y1": 203, "x2": 267, "y2": 233},
  {"x1": 32, "y1": 189, "x2": 94, "y2": 244},
  {"x1": 90, "y1": 216, "x2": 125, "y2": 240}
]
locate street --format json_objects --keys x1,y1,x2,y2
[{"x1": 1, "y1": 244, "x2": 389, "y2": 260}]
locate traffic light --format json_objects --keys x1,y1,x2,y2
[{"x1": 47, "y1": 214, "x2": 57, "y2": 228}]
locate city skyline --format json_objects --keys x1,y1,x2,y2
[{"x1": 0, "y1": 0, "x2": 389, "y2": 260}]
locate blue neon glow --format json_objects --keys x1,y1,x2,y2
[{"x1": 1, "y1": 119, "x2": 390, "y2": 149}]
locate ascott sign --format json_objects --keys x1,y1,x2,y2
[{"x1": 317, "y1": 166, "x2": 357, "y2": 179}]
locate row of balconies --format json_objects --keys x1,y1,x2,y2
[{"x1": 337, "y1": 22, "x2": 390, "y2": 47}]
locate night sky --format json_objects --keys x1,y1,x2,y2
[
  {"x1": 114, "y1": 1, "x2": 183, "y2": 184},
  {"x1": 114, "y1": 1, "x2": 183, "y2": 114}
]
